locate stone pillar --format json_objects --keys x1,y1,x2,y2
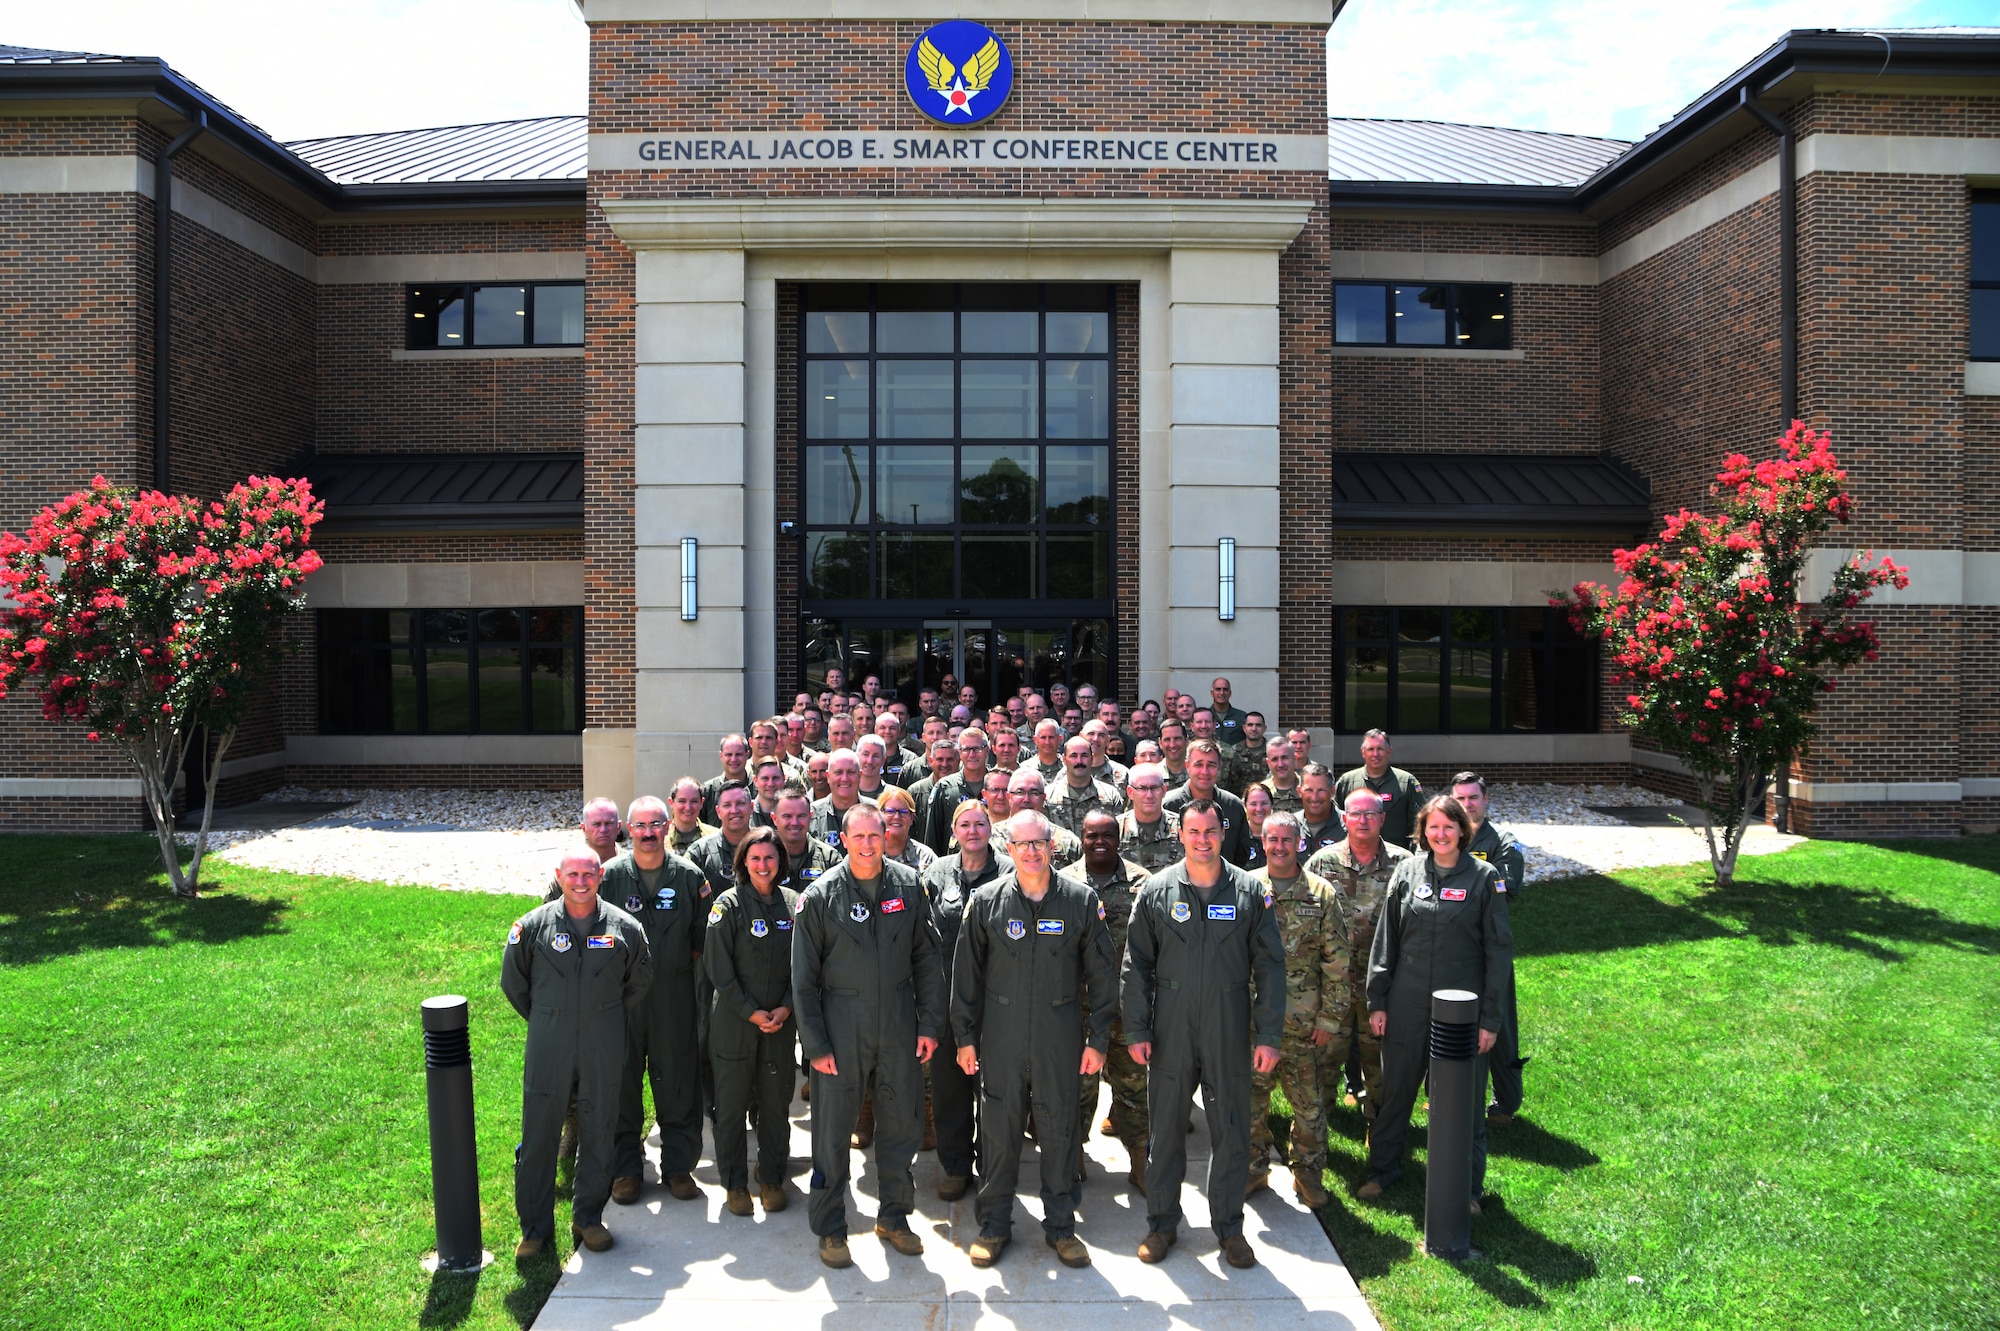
[
  {"x1": 630, "y1": 249, "x2": 748, "y2": 797},
  {"x1": 1164, "y1": 249, "x2": 1282, "y2": 724}
]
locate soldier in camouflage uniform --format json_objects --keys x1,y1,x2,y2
[
  {"x1": 1117, "y1": 763, "x2": 1183, "y2": 873},
  {"x1": 1221, "y1": 711, "x2": 1269, "y2": 796},
  {"x1": 1046, "y1": 733, "x2": 1125, "y2": 837},
  {"x1": 666, "y1": 777, "x2": 718, "y2": 856},
  {"x1": 1304, "y1": 788, "x2": 1409, "y2": 1125},
  {"x1": 1252, "y1": 736, "x2": 1304, "y2": 817},
  {"x1": 1029, "y1": 719, "x2": 1068, "y2": 785},
  {"x1": 1061, "y1": 808, "x2": 1151, "y2": 1188},
  {"x1": 1246, "y1": 811, "x2": 1348, "y2": 1208}
]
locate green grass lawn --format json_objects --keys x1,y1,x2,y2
[
  {"x1": 2, "y1": 835, "x2": 1996, "y2": 1330},
  {"x1": 1297, "y1": 838, "x2": 2000, "y2": 1329}
]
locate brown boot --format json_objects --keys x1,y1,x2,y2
[
  {"x1": 818, "y1": 1234, "x2": 851, "y2": 1268},
  {"x1": 760, "y1": 1182, "x2": 787, "y2": 1212},
  {"x1": 514, "y1": 1235, "x2": 545, "y2": 1259},
  {"x1": 1047, "y1": 1234, "x2": 1091, "y2": 1268},
  {"x1": 571, "y1": 1222, "x2": 613, "y2": 1253},
  {"x1": 938, "y1": 1173, "x2": 971, "y2": 1202},
  {"x1": 1137, "y1": 1229, "x2": 1176, "y2": 1264},
  {"x1": 1355, "y1": 1179, "x2": 1385, "y2": 1201},
  {"x1": 875, "y1": 1222, "x2": 924, "y2": 1256},
  {"x1": 1294, "y1": 1169, "x2": 1330, "y2": 1208},
  {"x1": 667, "y1": 1172, "x2": 702, "y2": 1201},
  {"x1": 725, "y1": 1188, "x2": 754, "y2": 1216},
  {"x1": 921, "y1": 1085, "x2": 937, "y2": 1152},
  {"x1": 610, "y1": 1175, "x2": 641, "y2": 1205},
  {"x1": 1221, "y1": 1235, "x2": 1257, "y2": 1269},
  {"x1": 852, "y1": 1097, "x2": 875, "y2": 1150},
  {"x1": 969, "y1": 1233, "x2": 1007, "y2": 1267},
  {"x1": 1099, "y1": 1115, "x2": 1116, "y2": 1137}
]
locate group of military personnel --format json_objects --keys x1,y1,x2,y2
[{"x1": 503, "y1": 675, "x2": 1526, "y2": 1274}]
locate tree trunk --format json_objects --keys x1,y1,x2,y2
[{"x1": 181, "y1": 727, "x2": 233, "y2": 889}]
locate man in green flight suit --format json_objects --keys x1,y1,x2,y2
[
  {"x1": 603, "y1": 795, "x2": 712, "y2": 1207},
  {"x1": 1336, "y1": 729, "x2": 1424, "y2": 851},
  {"x1": 951, "y1": 809, "x2": 1119, "y2": 1269},
  {"x1": 1122, "y1": 801, "x2": 1286, "y2": 1271},
  {"x1": 1452, "y1": 771, "x2": 1529, "y2": 1125},
  {"x1": 1063, "y1": 807, "x2": 1152, "y2": 1190},
  {"x1": 792, "y1": 804, "x2": 945, "y2": 1269},
  {"x1": 502, "y1": 843, "x2": 652, "y2": 1257},
  {"x1": 1246, "y1": 810, "x2": 1348, "y2": 1208}
]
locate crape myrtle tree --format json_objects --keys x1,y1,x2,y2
[
  {"x1": 1557, "y1": 425, "x2": 1906, "y2": 884},
  {"x1": 0, "y1": 476, "x2": 323, "y2": 897}
]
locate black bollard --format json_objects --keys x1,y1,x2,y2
[
  {"x1": 422, "y1": 995, "x2": 485, "y2": 1272},
  {"x1": 1424, "y1": 988, "x2": 1481, "y2": 1262}
]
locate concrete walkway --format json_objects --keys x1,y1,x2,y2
[{"x1": 532, "y1": 1085, "x2": 1381, "y2": 1331}]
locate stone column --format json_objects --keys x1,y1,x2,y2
[
  {"x1": 630, "y1": 249, "x2": 748, "y2": 797},
  {"x1": 1164, "y1": 249, "x2": 1282, "y2": 724}
]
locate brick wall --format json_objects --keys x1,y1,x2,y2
[{"x1": 583, "y1": 206, "x2": 636, "y2": 732}]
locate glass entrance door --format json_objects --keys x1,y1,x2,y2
[{"x1": 923, "y1": 620, "x2": 993, "y2": 703}]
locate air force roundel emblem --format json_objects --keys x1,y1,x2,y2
[{"x1": 905, "y1": 20, "x2": 1013, "y2": 127}]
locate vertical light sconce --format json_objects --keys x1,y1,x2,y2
[
  {"x1": 1217, "y1": 537, "x2": 1236, "y2": 622},
  {"x1": 680, "y1": 537, "x2": 699, "y2": 621}
]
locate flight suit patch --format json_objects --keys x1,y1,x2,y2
[
  {"x1": 943, "y1": 884, "x2": 962, "y2": 903},
  {"x1": 1415, "y1": 884, "x2": 1434, "y2": 900},
  {"x1": 1171, "y1": 901, "x2": 1192, "y2": 923},
  {"x1": 507, "y1": 922, "x2": 522, "y2": 945},
  {"x1": 1441, "y1": 887, "x2": 1467, "y2": 901},
  {"x1": 1207, "y1": 904, "x2": 1237, "y2": 921},
  {"x1": 658, "y1": 888, "x2": 676, "y2": 909},
  {"x1": 1097, "y1": 902, "x2": 1107, "y2": 921},
  {"x1": 881, "y1": 897, "x2": 906, "y2": 914},
  {"x1": 708, "y1": 905, "x2": 725, "y2": 924},
  {"x1": 1007, "y1": 919, "x2": 1027, "y2": 939},
  {"x1": 1495, "y1": 881, "x2": 1507, "y2": 893},
  {"x1": 1472, "y1": 851, "x2": 1489, "y2": 861},
  {"x1": 587, "y1": 934, "x2": 615, "y2": 949},
  {"x1": 552, "y1": 933, "x2": 573, "y2": 953},
  {"x1": 750, "y1": 918, "x2": 769, "y2": 938},
  {"x1": 625, "y1": 895, "x2": 645, "y2": 913},
  {"x1": 1036, "y1": 919, "x2": 1064, "y2": 935},
  {"x1": 776, "y1": 919, "x2": 793, "y2": 931},
  {"x1": 850, "y1": 902, "x2": 870, "y2": 922}
]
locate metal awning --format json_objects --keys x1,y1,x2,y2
[
  {"x1": 302, "y1": 452, "x2": 583, "y2": 533},
  {"x1": 1329, "y1": 452, "x2": 1651, "y2": 534}
]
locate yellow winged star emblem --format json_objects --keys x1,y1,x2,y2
[{"x1": 917, "y1": 34, "x2": 1002, "y2": 116}]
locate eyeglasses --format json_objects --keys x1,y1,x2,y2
[
  {"x1": 629, "y1": 819, "x2": 669, "y2": 831},
  {"x1": 1011, "y1": 838, "x2": 1050, "y2": 849},
  {"x1": 1128, "y1": 783, "x2": 1164, "y2": 794},
  {"x1": 1345, "y1": 810, "x2": 1384, "y2": 821}
]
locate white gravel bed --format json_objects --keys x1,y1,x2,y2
[
  {"x1": 171, "y1": 781, "x2": 1805, "y2": 893},
  {"x1": 1484, "y1": 783, "x2": 1805, "y2": 882},
  {"x1": 178, "y1": 786, "x2": 583, "y2": 895}
]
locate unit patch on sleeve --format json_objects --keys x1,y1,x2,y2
[{"x1": 507, "y1": 921, "x2": 522, "y2": 945}]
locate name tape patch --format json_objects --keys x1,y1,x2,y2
[
  {"x1": 1440, "y1": 887, "x2": 1467, "y2": 902},
  {"x1": 1036, "y1": 918, "x2": 1064, "y2": 935},
  {"x1": 587, "y1": 934, "x2": 616, "y2": 949},
  {"x1": 882, "y1": 897, "x2": 907, "y2": 914},
  {"x1": 1207, "y1": 904, "x2": 1237, "y2": 921}
]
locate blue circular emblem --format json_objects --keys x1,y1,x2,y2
[
  {"x1": 1006, "y1": 919, "x2": 1027, "y2": 940},
  {"x1": 905, "y1": 20, "x2": 1013, "y2": 128}
]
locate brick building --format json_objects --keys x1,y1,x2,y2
[{"x1": 2, "y1": 13, "x2": 1997, "y2": 836}]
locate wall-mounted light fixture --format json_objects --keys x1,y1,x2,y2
[
  {"x1": 1218, "y1": 537, "x2": 1236, "y2": 622},
  {"x1": 680, "y1": 537, "x2": 699, "y2": 621}
]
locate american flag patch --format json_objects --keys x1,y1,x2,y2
[{"x1": 587, "y1": 934, "x2": 616, "y2": 949}]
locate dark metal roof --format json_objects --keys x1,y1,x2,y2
[
  {"x1": 304, "y1": 453, "x2": 583, "y2": 533},
  {"x1": 286, "y1": 116, "x2": 587, "y2": 185},
  {"x1": 0, "y1": 45, "x2": 138, "y2": 64},
  {"x1": 1329, "y1": 452, "x2": 1651, "y2": 534},
  {"x1": 1328, "y1": 119, "x2": 1629, "y2": 188}
]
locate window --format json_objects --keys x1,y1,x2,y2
[
  {"x1": 318, "y1": 607, "x2": 581, "y2": 733},
  {"x1": 1334, "y1": 607, "x2": 1596, "y2": 733},
  {"x1": 800, "y1": 282, "x2": 1114, "y2": 608},
  {"x1": 406, "y1": 282, "x2": 583, "y2": 349},
  {"x1": 1334, "y1": 282, "x2": 1511, "y2": 349},
  {"x1": 1974, "y1": 194, "x2": 2000, "y2": 361}
]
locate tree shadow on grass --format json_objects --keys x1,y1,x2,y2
[
  {"x1": 1517, "y1": 873, "x2": 2000, "y2": 963},
  {"x1": 1685, "y1": 877, "x2": 2000, "y2": 963},
  {"x1": 0, "y1": 834, "x2": 288, "y2": 967}
]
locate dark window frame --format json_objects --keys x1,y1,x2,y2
[
  {"x1": 797, "y1": 281, "x2": 1117, "y2": 618},
  {"x1": 1333, "y1": 281, "x2": 1513, "y2": 349},
  {"x1": 1972, "y1": 192, "x2": 2000, "y2": 362},
  {"x1": 316, "y1": 606, "x2": 584, "y2": 735},
  {"x1": 404, "y1": 281, "x2": 585, "y2": 350},
  {"x1": 1333, "y1": 606, "x2": 1598, "y2": 735}
]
